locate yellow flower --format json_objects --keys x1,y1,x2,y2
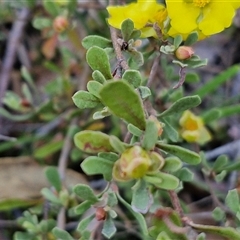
[
  {"x1": 179, "y1": 110, "x2": 211, "y2": 145},
  {"x1": 165, "y1": 0, "x2": 240, "y2": 36},
  {"x1": 107, "y1": 0, "x2": 168, "y2": 38}
]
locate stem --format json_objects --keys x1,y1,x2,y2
[
  {"x1": 168, "y1": 190, "x2": 184, "y2": 219},
  {"x1": 185, "y1": 219, "x2": 240, "y2": 240}
]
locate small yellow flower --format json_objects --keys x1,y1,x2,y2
[
  {"x1": 165, "y1": 0, "x2": 240, "y2": 36},
  {"x1": 107, "y1": 0, "x2": 168, "y2": 38},
  {"x1": 179, "y1": 110, "x2": 211, "y2": 145}
]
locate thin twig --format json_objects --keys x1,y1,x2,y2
[
  {"x1": 169, "y1": 190, "x2": 184, "y2": 219},
  {"x1": 147, "y1": 54, "x2": 160, "y2": 88},
  {"x1": 0, "y1": 8, "x2": 30, "y2": 105},
  {"x1": 108, "y1": 0, "x2": 129, "y2": 79}
]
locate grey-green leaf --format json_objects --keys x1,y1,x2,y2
[
  {"x1": 121, "y1": 19, "x2": 134, "y2": 42},
  {"x1": 73, "y1": 184, "x2": 99, "y2": 203},
  {"x1": 122, "y1": 69, "x2": 142, "y2": 88},
  {"x1": 142, "y1": 119, "x2": 159, "y2": 150},
  {"x1": 92, "y1": 70, "x2": 107, "y2": 84},
  {"x1": 72, "y1": 90, "x2": 100, "y2": 109},
  {"x1": 131, "y1": 179, "x2": 152, "y2": 214},
  {"x1": 82, "y1": 35, "x2": 112, "y2": 50},
  {"x1": 158, "y1": 95, "x2": 201, "y2": 118},
  {"x1": 86, "y1": 46, "x2": 112, "y2": 79},
  {"x1": 225, "y1": 189, "x2": 239, "y2": 212},
  {"x1": 102, "y1": 217, "x2": 117, "y2": 239},
  {"x1": 45, "y1": 167, "x2": 61, "y2": 192},
  {"x1": 99, "y1": 80, "x2": 146, "y2": 130},
  {"x1": 157, "y1": 142, "x2": 201, "y2": 165},
  {"x1": 81, "y1": 156, "x2": 114, "y2": 181},
  {"x1": 52, "y1": 227, "x2": 74, "y2": 240},
  {"x1": 162, "y1": 157, "x2": 182, "y2": 172},
  {"x1": 87, "y1": 80, "x2": 103, "y2": 98}
]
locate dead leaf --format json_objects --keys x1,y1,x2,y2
[{"x1": 0, "y1": 156, "x2": 88, "y2": 201}]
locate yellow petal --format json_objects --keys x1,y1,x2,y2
[
  {"x1": 166, "y1": 1, "x2": 200, "y2": 33},
  {"x1": 199, "y1": 2, "x2": 235, "y2": 35}
]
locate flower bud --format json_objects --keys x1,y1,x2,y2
[
  {"x1": 118, "y1": 146, "x2": 151, "y2": 179},
  {"x1": 175, "y1": 46, "x2": 194, "y2": 60},
  {"x1": 95, "y1": 207, "x2": 106, "y2": 221},
  {"x1": 53, "y1": 16, "x2": 69, "y2": 33}
]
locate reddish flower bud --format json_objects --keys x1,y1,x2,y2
[
  {"x1": 175, "y1": 46, "x2": 194, "y2": 60},
  {"x1": 95, "y1": 207, "x2": 106, "y2": 221},
  {"x1": 53, "y1": 16, "x2": 69, "y2": 33}
]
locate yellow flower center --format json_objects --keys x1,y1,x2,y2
[
  {"x1": 184, "y1": 0, "x2": 210, "y2": 8},
  {"x1": 193, "y1": 0, "x2": 210, "y2": 8},
  {"x1": 185, "y1": 118, "x2": 199, "y2": 130},
  {"x1": 153, "y1": 9, "x2": 168, "y2": 25}
]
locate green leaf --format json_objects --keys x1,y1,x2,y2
[
  {"x1": 99, "y1": 80, "x2": 146, "y2": 129},
  {"x1": 161, "y1": 118, "x2": 179, "y2": 142},
  {"x1": 215, "y1": 170, "x2": 227, "y2": 182},
  {"x1": 0, "y1": 199, "x2": 39, "y2": 211},
  {"x1": 158, "y1": 95, "x2": 201, "y2": 118},
  {"x1": 157, "y1": 142, "x2": 201, "y2": 165},
  {"x1": 45, "y1": 167, "x2": 61, "y2": 192},
  {"x1": 184, "y1": 31, "x2": 199, "y2": 46},
  {"x1": 127, "y1": 124, "x2": 143, "y2": 137},
  {"x1": 116, "y1": 192, "x2": 149, "y2": 237},
  {"x1": 201, "y1": 108, "x2": 222, "y2": 123},
  {"x1": 107, "y1": 192, "x2": 118, "y2": 207},
  {"x1": 81, "y1": 156, "x2": 114, "y2": 181},
  {"x1": 138, "y1": 86, "x2": 151, "y2": 99},
  {"x1": 52, "y1": 227, "x2": 74, "y2": 240},
  {"x1": 72, "y1": 90, "x2": 100, "y2": 109},
  {"x1": 109, "y1": 136, "x2": 127, "y2": 154},
  {"x1": 41, "y1": 188, "x2": 61, "y2": 204},
  {"x1": 74, "y1": 201, "x2": 92, "y2": 215},
  {"x1": 74, "y1": 130, "x2": 115, "y2": 154},
  {"x1": 77, "y1": 214, "x2": 94, "y2": 232},
  {"x1": 129, "y1": 29, "x2": 141, "y2": 40},
  {"x1": 86, "y1": 46, "x2": 112, "y2": 79},
  {"x1": 130, "y1": 50, "x2": 144, "y2": 67},
  {"x1": 194, "y1": 65, "x2": 240, "y2": 98},
  {"x1": 173, "y1": 35, "x2": 182, "y2": 48},
  {"x1": 98, "y1": 152, "x2": 119, "y2": 162},
  {"x1": 212, "y1": 207, "x2": 226, "y2": 221},
  {"x1": 162, "y1": 157, "x2": 182, "y2": 172},
  {"x1": 87, "y1": 80, "x2": 102, "y2": 98},
  {"x1": 225, "y1": 189, "x2": 239, "y2": 212},
  {"x1": 102, "y1": 216, "x2": 117, "y2": 239},
  {"x1": 14, "y1": 232, "x2": 33, "y2": 240},
  {"x1": 93, "y1": 107, "x2": 111, "y2": 120},
  {"x1": 196, "y1": 233, "x2": 206, "y2": 240},
  {"x1": 185, "y1": 72, "x2": 200, "y2": 83},
  {"x1": 0, "y1": 108, "x2": 34, "y2": 121},
  {"x1": 122, "y1": 69, "x2": 142, "y2": 88},
  {"x1": 73, "y1": 184, "x2": 99, "y2": 203},
  {"x1": 121, "y1": 19, "x2": 134, "y2": 42},
  {"x1": 32, "y1": 17, "x2": 52, "y2": 30},
  {"x1": 142, "y1": 119, "x2": 159, "y2": 150},
  {"x1": 175, "y1": 168, "x2": 194, "y2": 182},
  {"x1": 146, "y1": 172, "x2": 179, "y2": 190},
  {"x1": 43, "y1": 0, "x2": 60, "y2": 16},
  {"x1": 92, "y1": 70, "x2": 107, "y2": 84},
  {"x1": 34, "y1": 140, "x2": 63, "y2": 159},
  {"x1": 218, "y1": 104, "x2": 240, "y2": 118},
  {"x1": 212, "y1": 155, "x2": 228, "y2": 172},
  {"x1": 132, "y1": 179, "x2": 151, "y2": 214},
  {"x1": 157, "y1": 231, "x2": 172, "y2": 240},
  {"x1": 82, "y1": 35, "x2": 112, "y2": 50}
]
